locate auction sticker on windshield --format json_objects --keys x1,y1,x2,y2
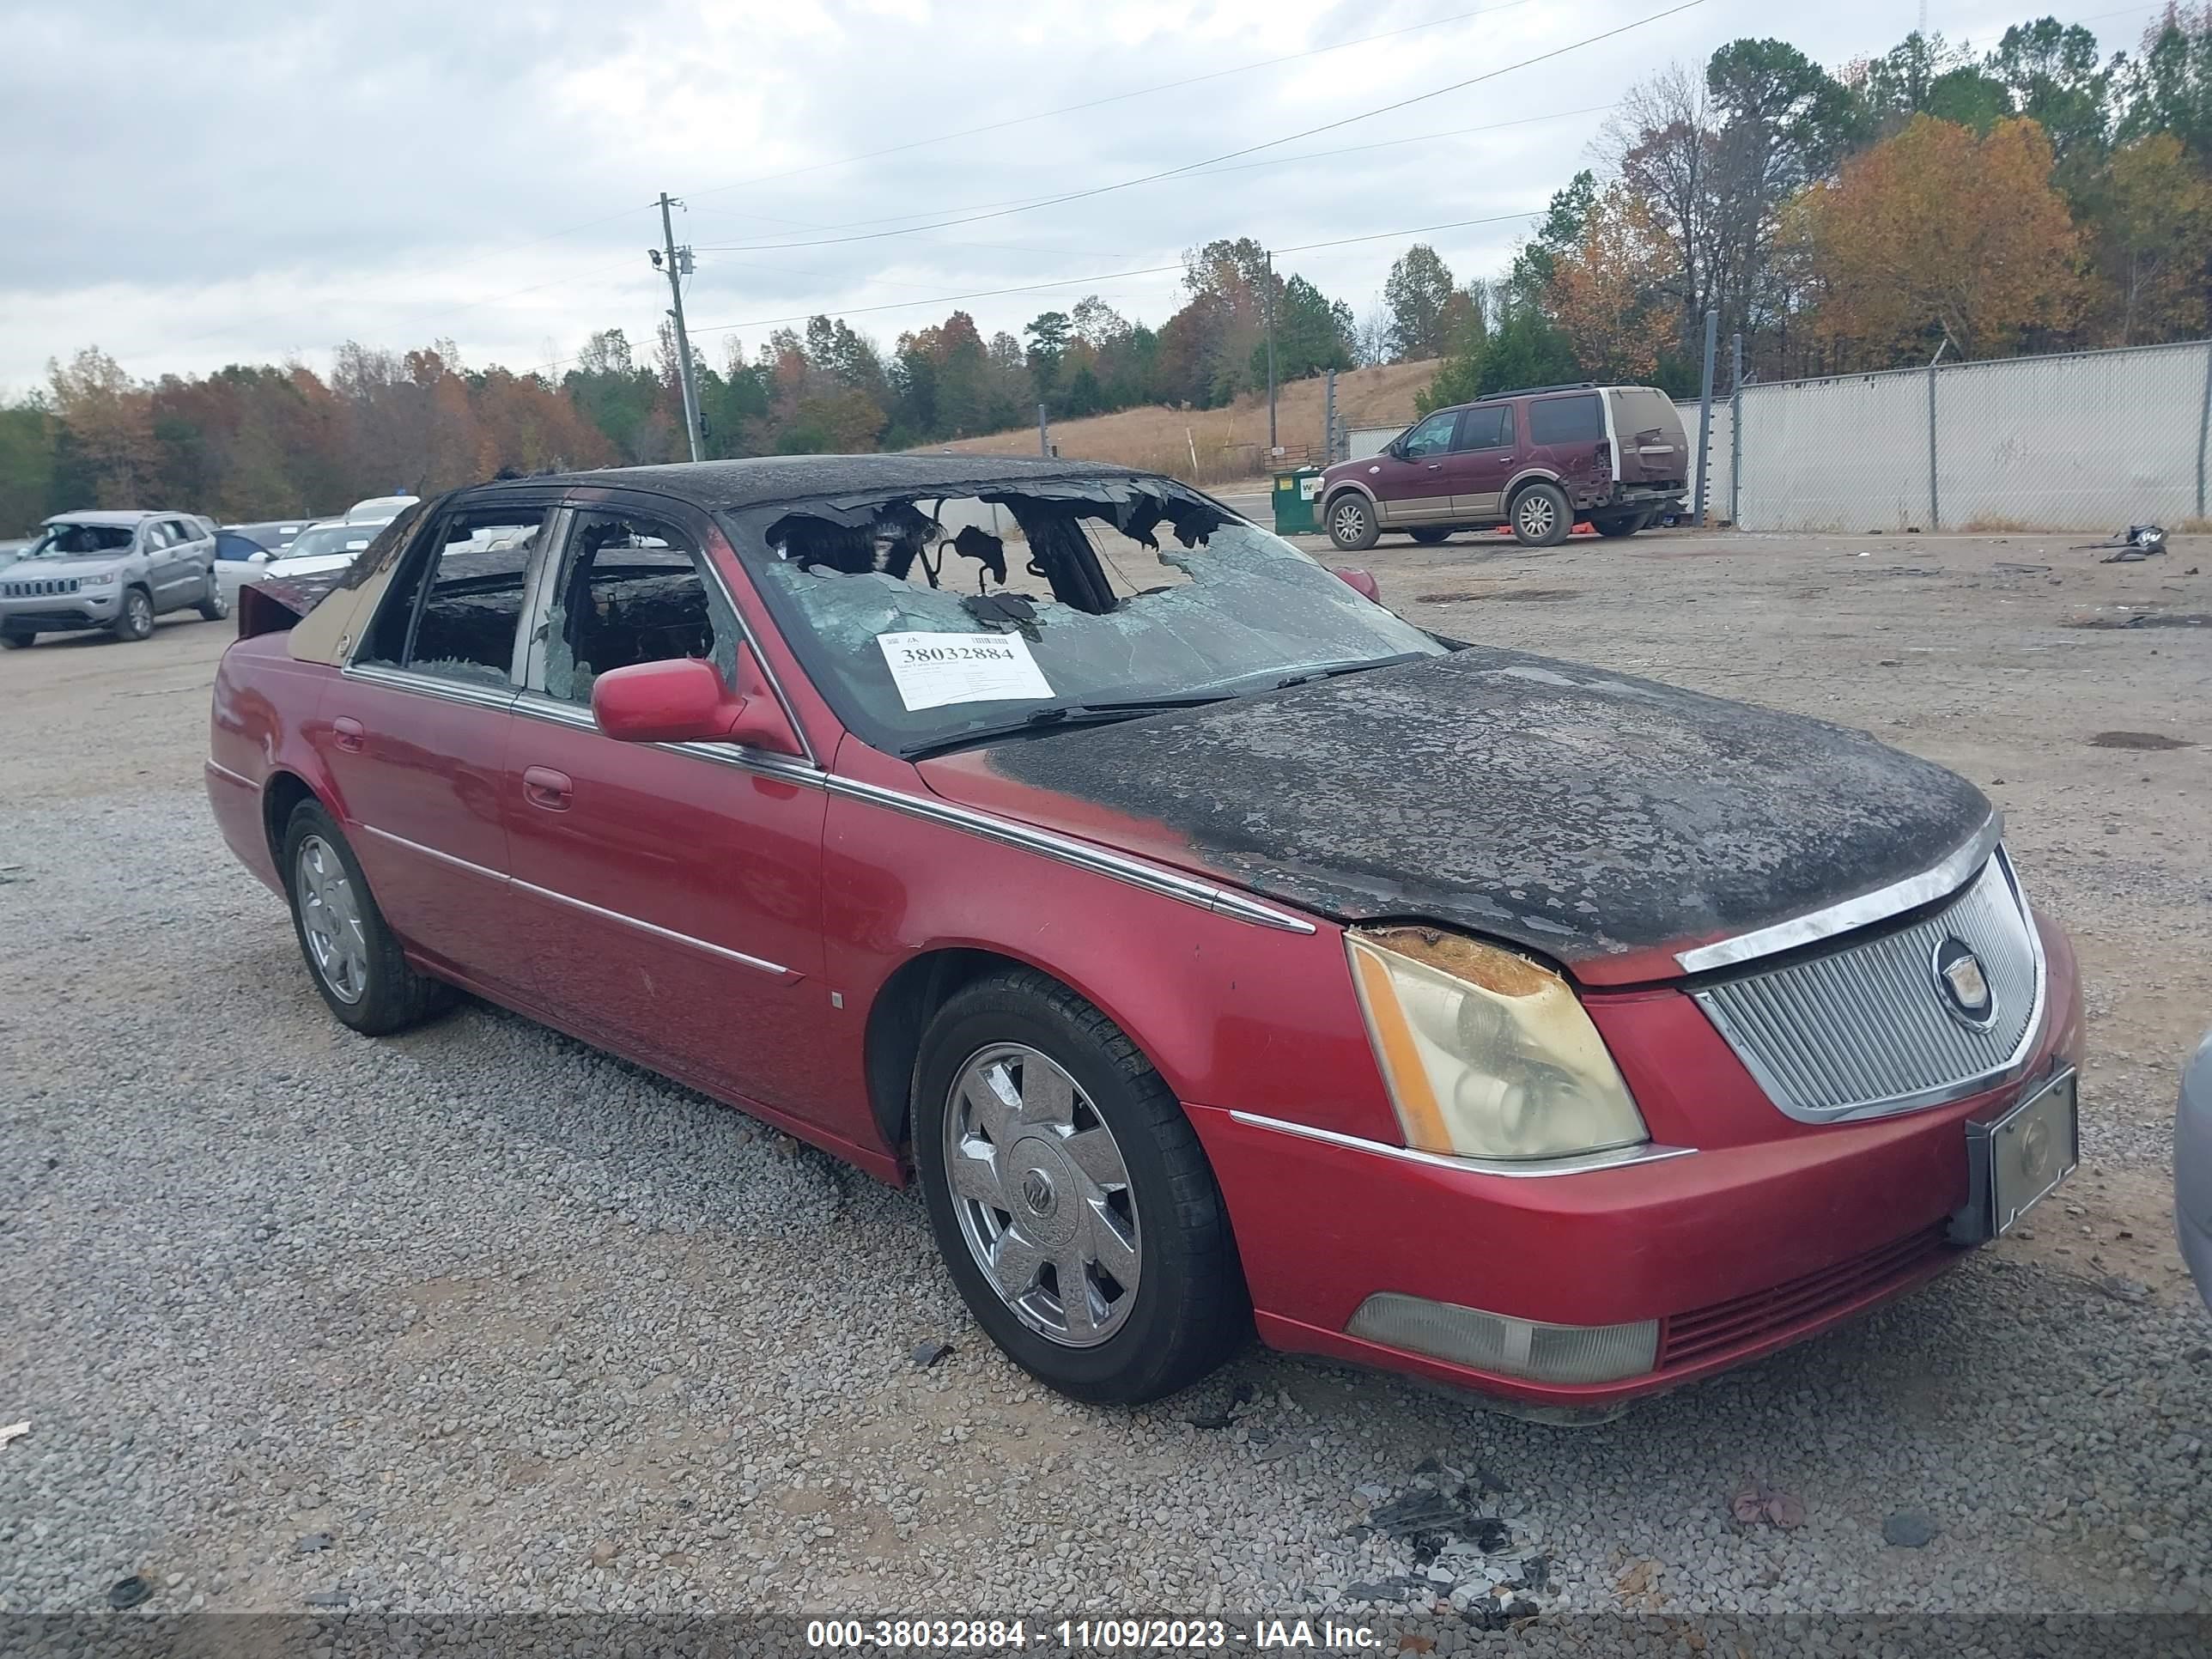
[{"x1": 878, "y1": 630, "x2": 1053, "y2": 710}]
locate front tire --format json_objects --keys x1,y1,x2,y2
[
  {"x1": 112, "y1": 586, "x2": 155, "y2": 641},
  {"x1": 0, "y1": 629, "x2": 33, "y2": 650},
  {"x1": 281, "y1": 800, "x2": 452, "y2": 1036},
  {"x1": 1510, "y1": 483, "x2": 1572, "y2": 547},
  {"x1": 197, "y1": 568, "x2": 230, "y2": 622},
  {"x1": 1408, "y1": 526, "x2": 1455, "y2": 545},
  {"x1": 1326, "y1": 493, "x2": 1380, "y2": 552},
  {"x1": 913, "y1": 969, "x2": 1248, "y2": 1404}
]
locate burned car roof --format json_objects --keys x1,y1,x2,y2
[{"x1": 477, "y1": 455, "x2": 1187, "y2": 517}]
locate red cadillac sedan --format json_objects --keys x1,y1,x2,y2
[{"x1": 206, "y1": 457, "x2": 2081, "y2": 1412}]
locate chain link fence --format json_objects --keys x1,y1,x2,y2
[{"x1": 1729, "y1": 337, "x2": 2212, "y2": 533}]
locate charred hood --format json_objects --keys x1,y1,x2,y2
[{"x1": 922, "y1": 647, "x2": 1992, "y2": 977}]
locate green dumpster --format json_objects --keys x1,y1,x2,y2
[{"x1": 1272, "y1": 465, "x2": 1322, "y2": 535}]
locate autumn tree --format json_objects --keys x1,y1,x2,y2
[
  {"x1": 2087, "y1": 131, "x2": 2212, "y2": 340},
  {"x1": 48, "y1": 349, "x2": 156, "y2": 507},
  {"x1": 1547, "y1": 185, "x2": 1676, "y2": 382},
  {"x1": 1789, "y1": 115, "x2": 2082, "y2": 364}
]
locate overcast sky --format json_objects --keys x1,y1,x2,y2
[{"x1": 0, "y1": 0, "x2": 2170, "y2": 394}]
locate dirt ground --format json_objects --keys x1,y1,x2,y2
[{"x1": 2, "y1": 526, "x2": 2207, "y2": 1631}]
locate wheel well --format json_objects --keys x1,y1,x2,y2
[
  {"x1": 261, "y1": 770, "x2": 316, "y2": 870},
  {"x1": 863, "y1": 947, "x2": 1031, "y2": 1157}
]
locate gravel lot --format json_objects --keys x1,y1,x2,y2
[{"x1": 2, "y1": 529, "x2": 2209, "y2": 1646}]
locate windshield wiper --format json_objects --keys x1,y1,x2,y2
[
  {"x1": 906, "y1": 694, "x2": 1229, "y2": 759},
  {"x1": 1271, "y1": 650, "x2": 1435, "y2": 690}
]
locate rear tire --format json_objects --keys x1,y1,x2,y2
[
  {"x1": 197, "y1": 568, "x2": 230, "y2": 622},
  {"x1": 280, "y1": 800, "x2": 453, "y2": 1036},
  {"x1": 913, "y1": 969, "x2": 1249, "y2": 1405},
  {"x1": 1510, "y1": 483, "x2": 1571, "y2": 547},
  {"x1": 112, "y1": 586, "x2": 155, "y2": 641},
  {"x1": 1326, "y1": 493, "x2": 1381, "y2": 552},
  {"x1": 0, "y1": 629, "x2": 33, "y2": 650},
  {"x1": 1409, "y1": 527, "x2": 1455, "y2": 544},
  {"x1": 1592, "y1": 512, "x2": 1648, "y2": 538}
]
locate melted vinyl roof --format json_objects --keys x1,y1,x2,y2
[{"x1": 471, "y1": 454, "x2": 1160, "y2": 514}]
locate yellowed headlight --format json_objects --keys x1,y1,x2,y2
[{"x1": 1346, "y1": 927, "x2": 1647, "y2": 1161}]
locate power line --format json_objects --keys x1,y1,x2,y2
[
  {"x1": 685, "y1": 1, "x2": 1702, "y2": 255},
  {"x1": 688, "y1": 106, "x2": 1617, "y2": 252},
  {"x1": 680, "y1": 0, "x2": 1545, "y2": 204}
]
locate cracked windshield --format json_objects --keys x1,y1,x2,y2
[{"x1": 749, "y1": 488, "x2": 1443, "y2": 753}]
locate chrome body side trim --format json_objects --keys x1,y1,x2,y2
[
  {"x1": 823, "y1": 774, "x2": 1319, "y2": 934},
  {"x1": 359, "y1": 822, "x2": 508, "y2": 881},
  {"x1": 357, "y1": 823, "x2": 791, "y2": 978},
  {"x1": 509, "y1": 877, "x2": 793, "y2": 978},
  {"x1": 204, "y1": 757, "x2": 260, "y2": 793},
  {"x1": 1674, "y1": 813, "x2": 2003, "y2": 974},
  {"x1": 1227, "y1": 1110, "x2": 1696, "y2": 1179},
  {"x1": 341, "y1": 660, "x2": 520, "y2": 713}
]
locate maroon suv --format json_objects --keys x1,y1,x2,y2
[{"x1": 1320, "y1": 383, "x2": 1688, "y2": 550}]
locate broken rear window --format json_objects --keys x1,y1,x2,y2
[{"x1": 730, "y1": 478, "x2": 1443, "y2": 757}]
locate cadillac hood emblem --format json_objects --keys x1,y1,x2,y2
[{"x1": 1933, "y1": 936, "x2": 1995, "y2": 1027}]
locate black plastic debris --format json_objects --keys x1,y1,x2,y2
[
  {"x1": 1883, "y1": 1510, "x2": 1940, "y2": 1548},
  {"x1": 295, "y1": 1533, "x2": 332, "y2": 1554},
  {"x1": 106, "y1": 1577, "x2": 152, "y2": 1610},
  {"x1": 908, "y1": 1340, "x2": 954, "y2": 1369},
  {"x1": 2075, "y1": 524, "x2": 2168, "y2": 561}
]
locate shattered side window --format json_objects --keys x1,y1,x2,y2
[
  {"x1": 542, "y1": 513, "x2": 734, "y2": 705},
  {"x1": 740, "y1": 484, "x2": 1443, "y2": 755},
  {"x1": 361, "y1": 508, "x2": 542, "y2": 688}
]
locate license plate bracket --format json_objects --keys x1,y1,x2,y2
[{"x1": 1947, "y1": 1067, "x2": 2079, "y2": 1245}]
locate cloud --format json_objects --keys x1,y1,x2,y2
[{"x1": 2, "y1": 0, "x2": 1911, "y2": 389}]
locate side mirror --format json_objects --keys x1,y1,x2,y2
[
  {"x1": 1383, "y1": 439, "x2": 1406, "y2": 461},
  {"x1": 1333, "y1": 568, "x2": 1380, "y2": 602},
  {"x1": 591, "y1": 649, "x2": 804, "y2": 755},
  {"x1": 250, "y1": 550, "x2": 273, "y2": 563}
]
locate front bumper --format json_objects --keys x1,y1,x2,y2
[
  {"x1": 1191, "y1": 915, "x2": 2083, "y2": 1408},
  {"x1": 0, "y1": 592, "x2": 118, "y2": 630}
]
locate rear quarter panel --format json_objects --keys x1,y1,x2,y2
[{"x1": 208, "y1": 630, "x2": 336, "y2": 893}]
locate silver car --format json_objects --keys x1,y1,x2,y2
[
  {"x1": 0, "y1": 510, "x2": 228, "y2": 647},
  {"x1": 2179, "y1": 1030, "x2": 2212, "y2": 1312}
]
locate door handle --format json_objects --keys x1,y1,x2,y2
[
  {"x1": 1427, "y1": 462, "x2": 1443, "y2": 470},
  {"x1": 332, "y1": 716, "x2": 365, "y2": 753},
  {"x1": 523, "y1": 765, "x2": 574, "y2": 811}
]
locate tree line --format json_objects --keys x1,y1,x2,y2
[
  {"x1": 1416, "y1": 8, "x2": 2212, "y2": 411},
  {"x1": 0, "y1": 234, "x2": 1370, "y2": 531},
  {"x1": 9, "y1": 9, "x2": 2212, "y2": 529}
]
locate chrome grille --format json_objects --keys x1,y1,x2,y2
[
  {"x1": 4, "y1": 577, "x2": 79, "y2": 596},
  {"x1": 1692, "y1": 849, "x2": 2043, "y2": 1123}
]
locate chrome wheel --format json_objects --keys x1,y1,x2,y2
[
  {"x1": 1516, "y1": 494, "x2": 1558, "y2": 539},
  {"x1": 295, "y1": 835, "x2": 369, "y2": 1004},
  {"x1": 1331, "y1": 500, "x2": 1368, "y2": 544},
  {"x1": 942, "y1": 1044, "x2": 1140, "y2": 1347},
  {"x1": 122, "y1": 590, "x2": 153, "y2": 637}
]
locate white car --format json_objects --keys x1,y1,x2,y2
[
  {"x1": 345, "y1": 494, "x2": 419, "y2": 523},
  {"x1": 262, "y1": 519, "x2": 391, "y2": 579}
]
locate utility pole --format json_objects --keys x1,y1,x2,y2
[
  {"x1": 1692, "y1": 308, "x2": 1718, "y2": 526},
  {"x1": 656, "y1": 192, "x2": 703, "y2": 463},
  {"x1": 1037, "y1": 404, "x2": 1050, "y2": 459},
  {"x1": 1264, "y1": 251, "x2": 1279, "y2": 458}
]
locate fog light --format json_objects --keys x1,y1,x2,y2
[{"x1": 1346, "y1": 1292, "x2": 1657, "y2": 1384}]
